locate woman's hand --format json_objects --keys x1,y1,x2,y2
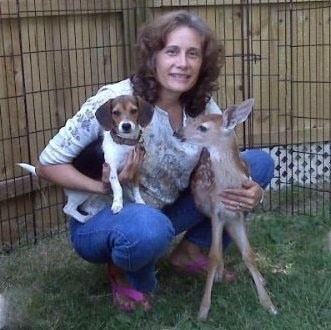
[
  {"x1": 219, "y1": 179, "x2": 264, "y2": 212},
  {"x1": 119, "y1": 145, "x2": 146, "y2": 183},
  {"x1": 101, "y1": 145, "x2": 146, "y2": 191}
]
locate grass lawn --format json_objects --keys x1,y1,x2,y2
[{"x1": 0, "y1": 209, "x2": 330, "y2": 329}]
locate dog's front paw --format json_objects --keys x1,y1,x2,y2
[{"x1": 111, "y1": 201, "x2": 123, "y2": 214}]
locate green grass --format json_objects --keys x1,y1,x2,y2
[{"x1": 1, "y1": 210, "x2": 330, "y2": 330}]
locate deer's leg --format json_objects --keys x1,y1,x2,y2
[
  {"x1": 198, "y1": 213, "x2": 225, "y2": 321},
  {"x1": 214, "y1": 223, "x2": 226, "y2": 283},
  {"x1": 225, "y1": 215, "x2": 278, "y2": 315}
]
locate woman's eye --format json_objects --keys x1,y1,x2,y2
[
  {"x1": 189, "y1": 51, "x2": 199, "y2": 58},
  {"x1": 166, "y1": 48, "x2": 177, "y2": 55}
]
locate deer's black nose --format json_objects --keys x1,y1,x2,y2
[{"x1": 173, "y1": 130, "x2": 185, "y2": 141}]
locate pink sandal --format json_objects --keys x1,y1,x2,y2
[
  {"x1": 173, "y1": 257, "x2": 209, "y2": 275},
  {"x1": 107, "y1": 264, "x2": 152, "y2": 312},
  {"x1": 172, "y1": 257, "x2": 237, "y2": 283}
]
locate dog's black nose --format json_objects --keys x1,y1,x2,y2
[{"x1": 122, "y1": 123, "x2": 132, "y2": 132}]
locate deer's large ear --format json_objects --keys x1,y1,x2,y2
[
  {"x1": 136, "y1": 96, "x2": 154, "y2": 127},
  {"x1": 95, "y1": 99, "x2": 113, "y2": 130},
  {"x1": 223, "y1": 98, "x2": 254, "y2": 130}
]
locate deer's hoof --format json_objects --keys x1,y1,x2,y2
[
  {"x1": 270, "y1": 306, "x2": 278, "y2": 315},
  {"x1": 197, "y1": 307, "x2": 209, "y2": 321}
]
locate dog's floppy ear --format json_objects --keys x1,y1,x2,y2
[
  {"x1": 95, "y1": 99, "x2": 113, "y2": 130},
  {"x1": 136, "y1": 96, "x2": 154, "y2": 127}
]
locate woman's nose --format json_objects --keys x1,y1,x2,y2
[{"x1": 176, "y1": 52, "x2": 188, "y2": 67}]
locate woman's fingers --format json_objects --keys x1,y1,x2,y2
[
  {"x1": 100, "y1": 163, "x2": 111, "y2": 194},
  {"x1": 134, "y1": 144, "x2": 146, "y2": 164},
  {"x1": 102, "y1": 163, "x2": 111, "y2": 182},
  {"x1": 219, "y1": 179, "x2": 263, "y2": 211},
  {"x1": 119, "y1": 145, "x2": 145, "y2": 182}
]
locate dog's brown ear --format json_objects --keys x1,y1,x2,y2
[
  {"x1": 95, "y1": 99, "x2": 113, "y2": 130},
  {"x1": 136, "y1": 96, "x2": 154, "y2": 127}
]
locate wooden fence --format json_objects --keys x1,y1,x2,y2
[{"x1": 1, "y1": 0, "x2": 330, "y2": 251}]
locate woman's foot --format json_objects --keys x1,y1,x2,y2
[
  {"x1": 107, "y1": 263, "x2": 152, "y2": 312},
  {"x1": 169, "y1": 239, "x2": 237, "y2": 283},
  {"x1": 169, "y1": 239, "x2": 208, "y2": 274}
]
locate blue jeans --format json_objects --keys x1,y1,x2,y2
[{"x1": 70, "y1": 149, "x2": 274, "y2": 293}]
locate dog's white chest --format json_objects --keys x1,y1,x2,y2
[{"x1": 102, "y1": 132, "x2": 134, "y2": 170}]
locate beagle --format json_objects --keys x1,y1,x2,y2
[{"x1": 18, "y1": 95, "x2": 154, "y2": 223}]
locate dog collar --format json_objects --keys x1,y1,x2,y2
[{"x1": 110, "y1": 129, "x2": 144, "y2": 146}]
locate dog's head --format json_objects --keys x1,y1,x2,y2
[{"x1": 95, "y1": 95, "x2": 154, "y2": 137}]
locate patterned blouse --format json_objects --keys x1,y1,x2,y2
[{"x1": 39, "y1": 79, "x2": 222, "y2": 210}]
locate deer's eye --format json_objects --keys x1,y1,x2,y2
[{"x1": 198, "y1": 125, "x2": 207, "y2": 132}]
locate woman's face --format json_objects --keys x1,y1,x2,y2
[{"x1": 155, "y1": 26, "x2": 203, "y2": 100}]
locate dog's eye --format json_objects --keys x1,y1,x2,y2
[
  {"x1": 112, "y1": 110, "x2": 121, "y2": 117},
  {"x1": 130, "y1": 108, "x2": 138, "y2": 115},
  {"x1": 198, "y1": 125, "x2": 207, "y2": 132}
]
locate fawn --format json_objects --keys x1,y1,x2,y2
[{"x1": 174, "y1": 99, "x2": 277, "y2": 320}]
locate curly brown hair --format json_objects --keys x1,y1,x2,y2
[{"x1": 130, "y1": 10, "x2": 224, "y2": 117}]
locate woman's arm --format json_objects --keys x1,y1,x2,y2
[
  {"x1": 36, "y1": 162, "x2": 109, "y2": 194},
  {"x1": 36, "y1": 144, "x2": 145, "y2": 194}
]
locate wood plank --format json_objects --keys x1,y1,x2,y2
[
  {"x1": 9, "y1": 0, "x2": 133, "y2": 17},
  {"x1": 0, "y1": 175, "x2": 51, "y2": 202},
  {"x1": 0, "y1": 213, "x2": 35, "y2": 249},
  {"x1": 0, "y1": 0, "x2": 18, "y2": 17},
  {"x1": 149, "y1": 0, "x2": 328, "y2": 7},
  {"x1": 237, "y1": 124, "x2": 330, "y2": 148}
]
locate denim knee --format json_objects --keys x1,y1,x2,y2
[
  {"x1": 111, "y1": 205, "x2": 175, "y2": 272},
  {"x1": 241, "y1": 149, "x2": 275, "y2": 188},
  {"x1": 69, "y1": 203, "x2": 175, "y2": 268}
]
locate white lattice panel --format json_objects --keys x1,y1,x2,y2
[{"x1": 263, "y1": 142, "x2": 330, "y2": 190}]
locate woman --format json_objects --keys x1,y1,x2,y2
[{"x1": 36, "y1": 11, "x2": 274, "y2": 312}]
